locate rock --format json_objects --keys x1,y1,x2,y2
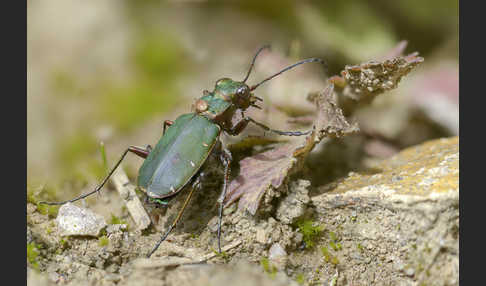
[
  {"x1": 255, "y1": 227, "x2": 268, "y2": 244},
  {"x1": 276, "y1": 180, "x2": 310, "y2": 224},
  {"x1": 56, "y1": 203, "x2": 107, "y2": 237},
  {"x1": 269, "y1": 243, "x2": 288, "y2": 270},
  {"x1": 311, "y1": 136, "x2": 459, "y2": 285}
]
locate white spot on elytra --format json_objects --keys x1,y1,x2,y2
[{"x1": 190, "y1": 161, "x2": 195, "y2": 167}]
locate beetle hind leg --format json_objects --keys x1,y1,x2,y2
[
  {"x1": 38, "y1": 145, "x2": 152, "y2": 206},
  {"x1": 147, "y1": 172, "x2": 204, "y2": 258},
  {"x1": 217, "y1": 147, "x2": 232, "y2": 253}
]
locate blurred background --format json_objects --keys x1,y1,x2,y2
[{"x1": 27, "y1": 0, "x2": 458, "y2": 203}]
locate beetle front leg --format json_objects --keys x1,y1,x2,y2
[
  {"x1": 246, "y1": 117, "x2": 311, "y2": 136},
  {"x1": 217, "y1": 147, "x2": 232, "y2": 253},
  {"x1": 39, "y1": 145, "x2": 152, "y2": 205}
]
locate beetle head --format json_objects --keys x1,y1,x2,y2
[
  {"x1": 213, "y1": 78, "x2": 260, "y2": 110},
  {"x1": 208, "y1": 46, "x2": 325, "y2": 113}
]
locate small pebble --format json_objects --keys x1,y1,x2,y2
[{"x1": 56, "y1": 203, "x2": 107, "y2": 237}]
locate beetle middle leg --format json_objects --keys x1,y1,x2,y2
[
  {"x1": 39, "y1": 145, "x2": 152, "y2": 205},
  {"x1": 147, "y1": 171, "x2": 204, "y2": 258}
]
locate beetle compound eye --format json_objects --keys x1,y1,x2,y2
[{"x1": 237, "y1": 86, "x2": 249, "y2": 97}]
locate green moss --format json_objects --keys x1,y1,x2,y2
[
  {"x1": 295, "y1": 273, "x2": 306, "y2": 285},
  {"x1": 329, "y1": 231, "x2": 338, "y2": 242},
  {"x1": 321, "y1": 246, "x2": 331, "y2": 262},
  {"x1": 109, "y1": 214, "x2": 129, "y2": 230},
  {"x1": 321, "y1": 246, "x2": 339, "y2": 266},
  {"x1": 27, "y1": 184, "x2": 60, "y2": 218},
  {"x1": 260, "y1": 257, "x2": 277, "y2": 279},
  {"x1": 211, "y1": 248, "x2": 230, "y2": 262},
  {"x1": 110, "y1": 213, "x2": 128, "y2": 225},
  {"x1": 295, "y1": 219, "x2": 325, "y2": 249},
  {"x1": 27, "y1": 183, "x2": 59, "y2": 205},
  {"x1": 36, "y1": 204, "x2": 59, "y2": 218},
  {"x1": 27, "y1": 243, "x2": 41, "y2": 269},
  {"x1": 357, "y1": 243, "x2": 364, "y2": 252},
  {"x1": 329, "y1": 241, "x2": 342, "y2": 251},
  {"x1": 98, "y1": 235, "x2": 109, "y2": 247}
]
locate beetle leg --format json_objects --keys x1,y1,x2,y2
[
  {"x1": 147, "y1": 172, "x2": 204, "y2": 258},
  {"x1": 146, "y1": 145, "x2": 152, "y2": 152},
  {"x1": 217, "y1": 147, "x2": 232, "y2": 253},
  {"x1": 163, "y1": 120, "x2": 174, "y2": 135},
  {"x1": 226, "y1": 118, "x2": 250, "y2": 136},
  {"x1": 39, "y1": 145, "x2": 151, "y2": 206},
  {"x1": 245, "y1": 117, "x2": 312, "y2": 136},
  {"x1": 128, "y1": 145, "x2": 152, "y2": 159}
]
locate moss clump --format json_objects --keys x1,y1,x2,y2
[
  {"x1": 98, "y1": 235, "x2": 109, "y2": 247},
  {"x1": 295, "y1": 273, "x2": 306, "y2": 285},
  {"x1": 260, "y1": 257, "x2": 277, "y2": 279},
  {"x1": 321, "y1": 247, "x2": 339, "y2": 265},
  {"x1": 27, "y1": 243, "x2": 41, "y2": 269},
  {"x1": 36, "y1": 204, "x2": 59, "y2": 218},
  {"x1": 211, "y1": 248, "x2": 230, "y2": 263},
  {"x1": 110, "y1": 214, "x2": 128, "y2": 225},
  {"x1": 59, "y1": 238, "x2": 70, "y2": 250},
  {"x1": 295, "y1": 219, "x2": 325, "y2": 249},
  {"x1": 329, "y1": 241, "x2": 342, "y2": 251},
  {"x1": 329, "y1": 231, "x2": 338, "y2": 242}
]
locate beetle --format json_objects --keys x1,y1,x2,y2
[{"x1": 40, "y1": 45, "x2": 325, "y2": 258}]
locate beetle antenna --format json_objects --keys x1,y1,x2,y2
[
  {"x1": 242, "y1": 45, "x2": 271, "y2": 83},
  {"x1": 250, "y1": 58, "x2": 327, "y2": 91}
]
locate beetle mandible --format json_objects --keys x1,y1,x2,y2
[{"x1": 41, "y1": 45, "x2": 325, "y2": 258}]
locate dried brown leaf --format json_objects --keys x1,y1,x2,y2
[
  {"x1": 329, "y1": 41, "x2": 423, "y2": 116},
  {"x1": 225, "y1": 84, "x2": 358, "y2": 214},
  {"x1": 331, "y1": 53, "x2": 424, "y2": 103}
]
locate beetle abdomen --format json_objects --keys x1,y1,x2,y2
[{"x1": 137, "y1": 113, "x2": 220, "y2": 198}]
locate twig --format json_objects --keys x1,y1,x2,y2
[{"x1": 110, "y1": 168, "x2": 151, "y2": 230}]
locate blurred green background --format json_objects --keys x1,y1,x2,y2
[{"x1": 27, "y1": 0, "x2": 458, "y2": 202}]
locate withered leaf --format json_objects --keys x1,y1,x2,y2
[
  {"x1": 225, "y1": 84, "x2": 358, "y2": 214},
  {"x1": 329, "y1": 41, "x2": 424, "y2": 114}
]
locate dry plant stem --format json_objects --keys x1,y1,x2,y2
[
  {"x1": 111, "y1": 168, "x2": 151, "y2": 230},
  {"x1": 196, "y1": 239, "x2": 242, "y2": 263}
]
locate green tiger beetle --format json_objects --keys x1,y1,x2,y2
[{"x1": 40, "y1": 45, "x2": 325, "y2": 258}]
